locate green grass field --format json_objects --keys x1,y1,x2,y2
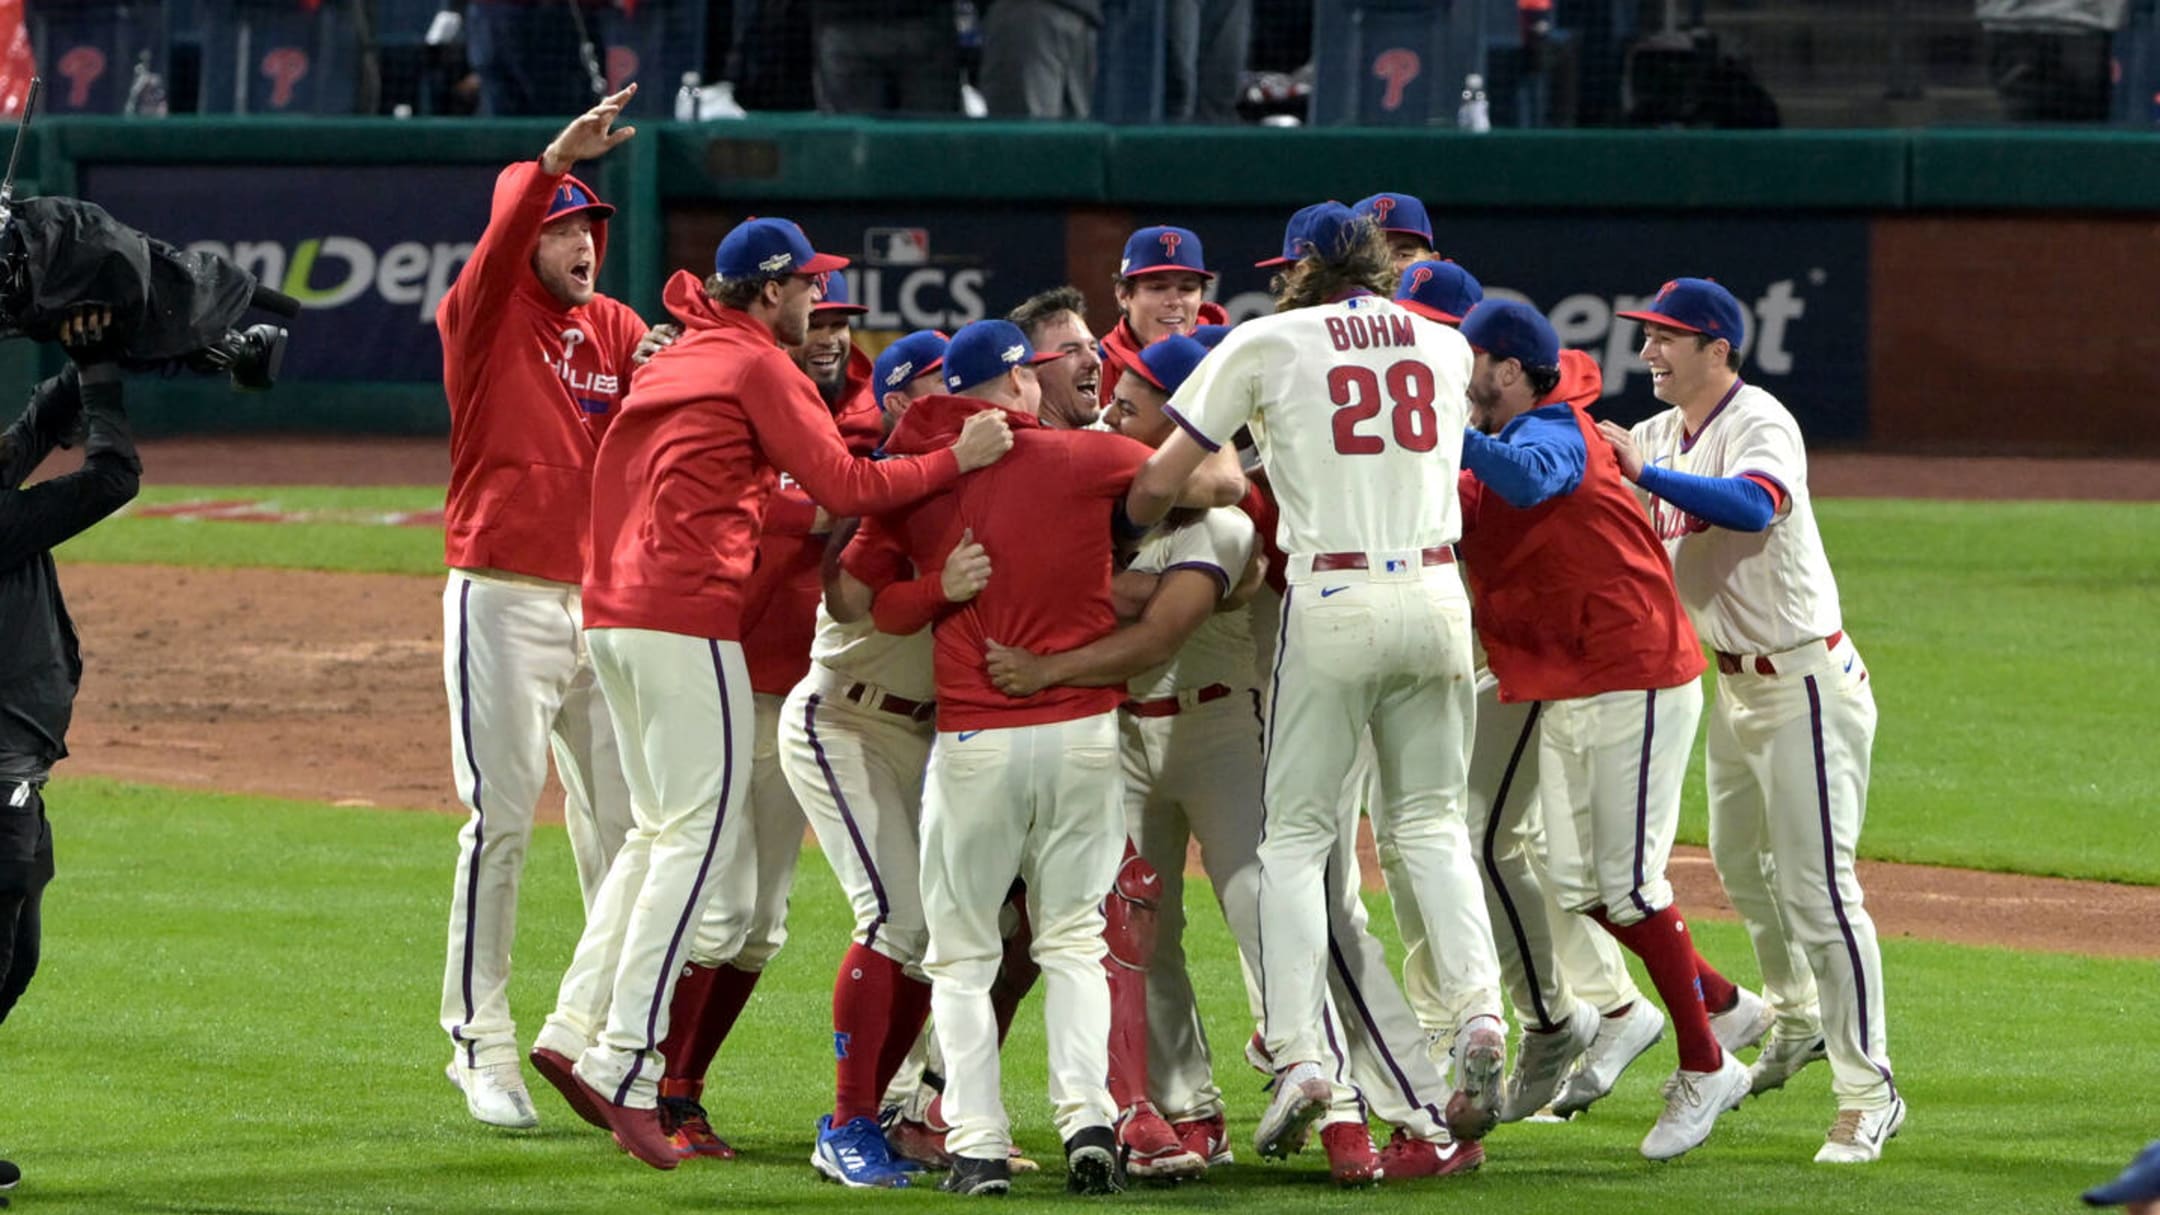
[
  {"x1": 55, "y1": 490, "x2": 2160, "y2": 883},
  {"x1": 3, "y1": 780, "x2": 2157, "y2": 1214}
]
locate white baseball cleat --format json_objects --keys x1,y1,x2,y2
[
  {"x1": 1552, "y1": 1001, "x2": 1665, "y2": 1117},
  {"x1": 1813, "y1": 1097, "x2": 1905, "y2": 1164},
  {"x1": 1445, "y1": 1014, "x2": 1507, "y2": 1141},
  {"x1": 1501, "y1": 1001, "x2": 1600, "y2": 1123},
  {"x1": 1639, "y1": 1051, "x2": 1751, "y2": 1161},
  {"x1": 1748, "y1": 1034, "x2": 1828, "y2": 1096},
  {"x1": 1253, "y1": 1061, "x2": 1331, "y2": 1160},
  {"x1": 446, "y1": 1058, "x2": 540, "y2": 1129},
  {"x1": 1708, "y1": 987, "x2": 1775, "y2": 1055}
]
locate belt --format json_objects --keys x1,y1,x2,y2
[
  {"x1": 1121, "y1": 683, "x2": 1233, "y2": 718},
  {"x1": 1309, "y1": 545, "x2": 1455, "y2": 572},
  {"x1": 841, "y1": 680, "x2": 937, "y2": 723},
  {"x1": 1716, "y1": 630, "x2": 1844, "y2": 677}
]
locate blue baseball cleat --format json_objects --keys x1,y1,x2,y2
[{"x1": 814, "y1": 1114, "x2": 914, "y2": 1189}]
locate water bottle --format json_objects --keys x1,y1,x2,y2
[
  {"x1": 675, "y1": 71, "x2": 702, "y2": 121},
  {"x1": 1457, "y1": 73, "x2": 1490, "y2": 133},
  {"x1": 124, "y1": 52, "x2": 168, "y2": 118}
]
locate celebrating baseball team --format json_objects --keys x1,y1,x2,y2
[{"x1": 433, "y1": 85, "x2": 1900, "y2": 1196}]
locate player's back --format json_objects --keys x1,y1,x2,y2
[{"x1": 1174, "y1": 296, "x2": 1471, "y2": 559}]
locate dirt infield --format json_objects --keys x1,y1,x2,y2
[{"x1": 54, "y1": 556, "x2": 2160, "y2": 962}]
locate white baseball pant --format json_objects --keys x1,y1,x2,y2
[
  {"x1": 1256, "y1": 562, "x2": 1489, "y2": 1069},
  {"x1": 1120, "y1": 693, "x2": 1266, "y2": 1123},
  {"x1": 440, "y1": 569, "x2": 631, "y2": 1069},
  {"x1": 1706, "y1": 633, "x2": 1894, "y2": 1110},
  {"x1": 687, "y1": 692, "x2": 806, "y2": 971},
  {"x1": 779, "y1": 666, "x2": 934, "y2": 969},
  {"x1": 922, "y1": 713, "x2": 1125, "y2": 1161},
  {"x1": 551, "y1": 628, "x2": 756, "y2": 1109},
  {"x1": 1539, "y1": 680, "x2": 1705, "y2": 926}
]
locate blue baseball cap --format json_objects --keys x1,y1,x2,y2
[
  {"x1": 1124, "y1": 334, "x2": 1211, "y2": 396},
  {"x1": 941, "y1": 319, "x2": 1061, "y2": 394},
  {"x1": 1618, "y1": 277, "x2": 1747, "y2": 346},
  {"x1": 713, "y1": 217, "x2": 848, "y2": 281},
  {"x1": 1354, "y1": 192, "x2": 1432, "y2": 244},
  {"x1": 543, "y1": 178, "x2": 614, "y2": 223},
  {"x1": 1188, "y1": 323, "x2": 1233, "y2": 349},
  {"x1": 2087, "y1": 1141, "x2": 2160, "y2": 1206},
  {"x1": 1394, "y1": 259, "x2": 1483, "y2": 325},
  {"x1": 1460, "y1": 299, "x2": 1560, "y2": 371},
  {"x1": 1256, "y1": 201, "x2": 1346, "y2": 269},
  {"x1": 812, "y1": 268, "x2": 868, "y2": 317},
  {"x1": 1120, "y1": 225, "x2": 1214, "y2": 281},
  {"x1": 871, "y1": 330, "x2": 947, "y2": 400}
]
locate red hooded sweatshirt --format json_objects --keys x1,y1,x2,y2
[
  {"x1": 438, "y1": 161, "x2": 649, "y2": 585},
  {"x1": 1456, "y1": 349, "x2": 1706, "y2": 702},
  {"x1": 740, "y1": 345, "x2": 883, "y2": 695},
  {"x1": 582, "y1": 271, "x2": 960, "y2": 640},
  {"x1": 1095, "y1": 302, "x2": 1229, "y2": 410},
  {"x1": 842, "y1": 394, "x2": 1154, "y2": 732}
]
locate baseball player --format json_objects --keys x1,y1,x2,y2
[
  {"x1": 435, "y1": 86, "x2": 649, "y2": 1129},
  {"x1": 1454, "y1": 299, "x2": 1767, "y2": 1160},
  {"x1": 848, "y1": 318, "x2": 1245, "y2": 1196},
  {"x1": 643, "y1": 270, "x2": 887, "y2": 1162},
  {"x1": 775, "y1": 328, "x2": 949, "y2": 1188},
  {"x1": 1008, "y1": 286, "x2": 1104, "y2": 430},
  {"x1": 1354, "y1": 192, "x2": 1439, "y2": 273},
  {"x1": 1602, "y1": 278, "x2": 1900, "y2": 1164},
  {"x1": 1096, "y1": 226, "x2": 1229, "y2": 411},
  {"x1": 1125, "y1": 204, "x2": 1505, "y2": 1164},
  {"x1": 523, "y1": 219, "x2": 1013, "y2": 1170}
]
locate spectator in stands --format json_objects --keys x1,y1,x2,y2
[
  {"x1": 810, "y1": 0, "x2": 961, "y2": 113},
  {"x1": 1166, "y1": 0, "x2": 1250, "y2": 122},
  {"x1": 981, "y1": 0, "x2": 1098, "y2": 118},
  {"x1": 466, "y1": 0, "x2": 607, "y2": 116}
]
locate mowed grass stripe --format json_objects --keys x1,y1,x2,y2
[{"x1": 2, "y1": 778, "x2": 2157, "y2": 1213}]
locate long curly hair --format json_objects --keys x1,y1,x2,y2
[{"x1": 1270, "y1": 218, "x2": 1397, "y2": 313}]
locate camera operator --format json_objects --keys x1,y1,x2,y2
[{"x1": 0, "y1": 305, "x2": 140, "y2": 1043}]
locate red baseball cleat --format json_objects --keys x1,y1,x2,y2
[
  {"x1": 1171, "y1": 1113, "x2": 1232, "y2": 1167},
  {"x1": 1376, "y1": 1127, "x2": 1484, "y2": 1180},
  {"x1": 659, "y1": 1092, "x2": 738, "y2": 1161},
  {"x1": 1117, "y1": 1103, "x2": 1206, "y2": 1180},
  {"x1": 528, "y1": 1047, "x2": 606, "y2": 1129},
  {"x1": 1319, "y1": 1122, "x2": 1381, "y2": 1187},
  {"x1": 572, "y1": 1073, "x2": 678, "y2": 1170}
]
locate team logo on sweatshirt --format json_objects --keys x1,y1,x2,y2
[{"x1": 559, "y1": 327, "x2": 585, "y2": 358}]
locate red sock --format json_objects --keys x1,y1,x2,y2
[
  {"x1": 659, "y1": 962, "x2": 720, "y2": 1079},
  {"x1": 833, "y1": 943, "x2": 914, "y2": 1124},
  {"x1": 1694, "y1": 950, "x2": 1739, "y2": 1015},
  {"x1": 876, "y1": 970, "x2": 934, "y2": 1102},
  {"x1": 1104, "y1": 955, "x2": 1151, "y2": 1111},
  {"x1": 1591, "y1": 907, "x2": 1722, "y2": 1073},
  {"x1": 682, "y1": 963, "x2": 762, "y2": 1085}
]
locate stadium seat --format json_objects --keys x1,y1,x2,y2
[
  {"x1": 196, "y1": 0, "x2": 357, "y2": 114},
  {"x1": 28, "y1": 0, "x2": 169, "y2": 115},
  {"x1": 1307, "y1": 0, "x2": 1488, "y2": 126}
]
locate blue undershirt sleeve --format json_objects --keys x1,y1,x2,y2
[
  {"x1": 1635, "y1": 464, "x2": 1776, "y2": 532},
  {"x1": 1459, "y1": 412, "x2": 1587, "y2": 510}
]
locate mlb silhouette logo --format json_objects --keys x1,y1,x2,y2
[{"x1": 1385, "y1": 558, "x2": 1407, "y2": 573}]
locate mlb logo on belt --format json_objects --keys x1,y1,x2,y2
[{"x1": 1385, "y1": 558, "x2": 1407, "y2": 573}]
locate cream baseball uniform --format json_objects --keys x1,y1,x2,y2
[
  {"x1": 1163, "y1": 294, "x2": 1499, "y2": 1070},
  {"x1": 779, "y1": 605, "x2": 937, "y2": 969},
  {"x1": 1118, "y1": 508, "x2": 1265, "y2": 1122},
  {"x1": 1632, "y1": 382, "x2": 1895, "y2": 1112}
]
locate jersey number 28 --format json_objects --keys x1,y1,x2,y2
[{"x1": 1329, "y1": 361, "x2": 1439, "y2": 456}]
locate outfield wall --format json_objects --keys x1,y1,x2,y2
[{"x1": 9, "y1": 119, "x2": 2158, "y2": 453}]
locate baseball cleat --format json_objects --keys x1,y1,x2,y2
[
  {"x1": 883, "y1": 1115, "x2": 951, "y2": 1170},
  {"x1": 528, "y1": 1047, "x2": 606, "y2": 1129},
  {"x1": 1749, "y1": 1035, "x2": 1828, "y2": 1096},
  {"x1": 1171, "y1": 1113, "x2": 1233, "y2": 1167},
  {"x1": 1117, "y1": 1103, "x2": 1206, "y2": 1180},
  {"x1": 1063, "y1": 1125, "x2": 1127, "y2": 1194},
  {"x1": 660, "y1": 1094, "x2": 737, "y2": 1161},
  {"x1": 814, "y1": 1114, "x2": 913, "y2": 1187},
  {"x1": 1640, "y1": 1051, "x2": 1751, "y2": 1161},
  {"x1": 1253, "y1": 1061, "x2": 1331, "y2": 1159},
  {"x1": 938, "y1": 1154, "x2": 1013, "y2": 1196},
  {"x1": 1445, "y1": 1015, "x2": 1507, "y2": 1141},
  {"x1": 445, "y1": 1058, "x2": 539, "y2": 1129},
  {"x1": 1, "y1": 1156, "x2": 18, "y2": 1188},
  {"x1": 571, "y1": 1073, "x2": 678, "y2": 1170},
  {"x1": 1502, "y1": 1002, "x2": 1600, "y2": 1123},
  {"x1": 1244, "y1": 1030, "x2": 1274, "y2": 1076},
  {"x1": 1376, "y1": 1127, "x2": 1484, "y2": 1180},
  {"x1": 1813, "y1": 1097, "x2": 1905, "y2": 1164},
  {"x1": 1552, "y1": 1001, "x2": 1666, "y2": 1117},
  {"x1": 1318, "y1": 1121, "x2": 1381, "y2": 1187},
  {"x1": 1709, "y1": 987, "x2": 1775, "y2": 1055}
]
